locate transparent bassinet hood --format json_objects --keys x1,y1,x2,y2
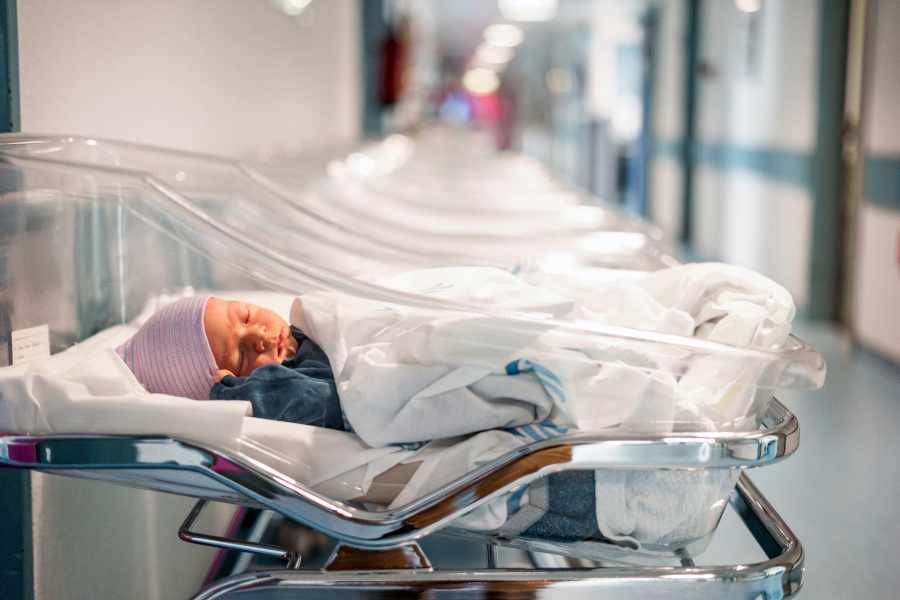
[
  {"x1": 0, "y1": 133, "x2": 825, "y2": 400},
  {"x1": 0, "y1": 134, "x2": 674, "y2": 279}
]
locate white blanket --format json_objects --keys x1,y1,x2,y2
[{"x1": 295, "y1": 263, "x2": 795, "y2": 448}]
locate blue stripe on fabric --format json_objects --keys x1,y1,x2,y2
[
  {"x1": 520, "y1": 424, "x2": 546, "y2": 441},
  {"x1": 865, "y1": 155, "x2": 900, "y2": 210},
  {"x1": 505, "y1": 359, "x2": 566, "y2": 404},
  {"x1": 538, "y1": 420, "x2": 569, "y2": 435},
  {"x1": 396, "y1": 441, "x2": 426, "y2": 451},
  {"x1": 530, "y1": 372, "x2": 565, "y2": 404},
  {"x1": 537, "y1": 379, "x2": 565, "y2": 405},
  {"x1": 506, "y1": 486, "x2": 528, "y2": 516},
  {"x1": 505, "y1": 360, "x2": 522, "y2": 375},
  {"x1": 528, "y1": 362, "x2": 563, "y2": 387}
]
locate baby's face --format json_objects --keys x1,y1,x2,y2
[{"x1": 204, "y1": 298, "x2": 299, "y2": 378}]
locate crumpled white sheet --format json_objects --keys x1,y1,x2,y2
[
  {"x1": 0, "y1": 337, "x2": 252, "y2": 450},
  {"x1": 295, "y1": 263, "x2": 795, "y2": 447},
  {"x1": 592, "y1": 468, "x2": 739, "y2": 546},
  {"x1": 296, "y1": 267, "x2": 572, "y2": 447}
]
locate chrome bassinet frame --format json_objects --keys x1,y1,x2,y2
[
  {"x1": 1, "y1": 398, "x2": 802, "y2": 598},
  {"x1": 191, "y1": 474, "x2": 800, "y2": 600}
]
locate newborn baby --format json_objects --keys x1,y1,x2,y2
[
  {"x1": 203, "y1": 296, "x2": 298, "y2": 380},
  {"x1": 116, "y1": 294, "x2": 344, "y2": 430}
]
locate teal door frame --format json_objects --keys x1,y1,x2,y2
[{"x1": 807, "y1": 0, "x2": 852, "y2": 320}]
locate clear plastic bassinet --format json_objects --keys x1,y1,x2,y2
[
  {"x1": 256, "y1": 134, "x2": 675, "y2": 273},
  {"x1": 0, "y1": 134, "x2": 673, "y2": 279},
  {"x1": 0, "y1": 133, "x2": 823, "y2": 587}
]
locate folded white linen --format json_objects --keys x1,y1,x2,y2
[
  {"x1": 237, "y1": 416, "x2": 411, "y2": 499},
  {"x1": 294, "y1": 268, "x2": 573, "y2": 447},
  {"x1": 294, "y1": 263, "x2": 795, "y2": 447},
  {"x1": 0, "y1": 348, "x2": 251, "y2": 449}
]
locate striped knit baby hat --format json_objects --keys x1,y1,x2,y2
[{"x1": 116, "y1": 295, "x2": 218, "y2": 400}]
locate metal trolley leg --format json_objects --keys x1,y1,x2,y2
[
  {"x1": 190, "y1": 473, "x2": 803, "y2": 600},
  {"x1": 180, "y1": 499, "x2": 302, "y2": 569}
]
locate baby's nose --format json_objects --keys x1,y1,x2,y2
[{"x1": 248, "y1": 325, "x2": 267, "y2": 352}]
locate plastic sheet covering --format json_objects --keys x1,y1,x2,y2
[{"x1": 0, "y1": 134, "x2": 825, "y2": 563}]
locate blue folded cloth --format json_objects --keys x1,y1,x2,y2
[
  {"x1": 499, "y1": 471, "x2": 599, "y2": 543},
  {"x1": 209, "y1": 327, "x2": 344, "y2": 431},
  {"x1": 520, "y1": 471, "x2": 598, "y2": 542}
]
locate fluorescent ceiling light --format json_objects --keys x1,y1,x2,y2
[
  {"x1": 271, "y1": 0, "x2": 312, "y2": 16},
  {"x1": 483, "y1": 23, "x2": 525, "y2": 47},
  {"x1": 476, "y1": 42, "x2": 515, "y2": 64},
  {"x1": 498, "y1": 0, "x2": 557, "y2": 22},
  {"x1": 463, "y1": 68, "x2": 501, "y2": 95},
  {"x1": 734, "y1": 0, "x2": 761, "y2": 12}
]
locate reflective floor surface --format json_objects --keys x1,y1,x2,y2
[{"x1": 699, "y1": 319, "x2": 900, "y2": 599}]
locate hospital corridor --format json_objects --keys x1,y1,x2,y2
[{"x1": 0, "y1": 1, "x2": 898, "y2": 599}]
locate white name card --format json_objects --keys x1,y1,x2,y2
[{"x1": 12, "y1": 324, "x2": 51, "y2": 365}]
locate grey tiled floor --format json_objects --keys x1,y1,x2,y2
[{"x1": 699, "y1": 320, "x2": 900, "y2": 598}]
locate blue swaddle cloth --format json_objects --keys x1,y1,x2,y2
[{"x1": 209, "y1": 327, "x2": 345, "y2": 431}]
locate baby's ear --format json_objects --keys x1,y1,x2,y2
[{"x1": 214, "y1": 369, "x2": 235, "y2": 382}]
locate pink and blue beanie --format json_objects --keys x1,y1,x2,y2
[{"x1": 116, "y1": 295, "x2": 218, "y2": 401}]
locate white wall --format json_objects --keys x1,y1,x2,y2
[
  {"x1": 649, "y1": 156, "x2": 684, "y2": 237},
  {"x1": 17, "y1": 0, "x2": 360, "y2": 156},
  {"x1": 646, "y1": 0, "x2": 820, "y2": 302},
  {"x1": 695, "y1": 0, "x2": 818, "y2": 149},
  {"x1": 693, "y1": 166, "x2": 813, "y2": 304},
  {"x1": 16, "y1": 1, "x2": 361, "y2": 598},
  {"x1": 853, "y1": 204, "x2": 900, "y2": 362},
  {"x1": 865, "y1": 0, "x2": 900, "y2": 155},
  {"x1": 852, "y1": 0, "x2": 900, "y2": 363},
  {"x1": 31, "y1": 477, "x2": 237, "y2": 600},
  {"x1": 690, "y1": 0, "x2": 819, "y2": 306}
]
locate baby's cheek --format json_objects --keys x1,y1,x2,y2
[{"x1": 249, "y1": 354, "x2": 281, "y2": 373}]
